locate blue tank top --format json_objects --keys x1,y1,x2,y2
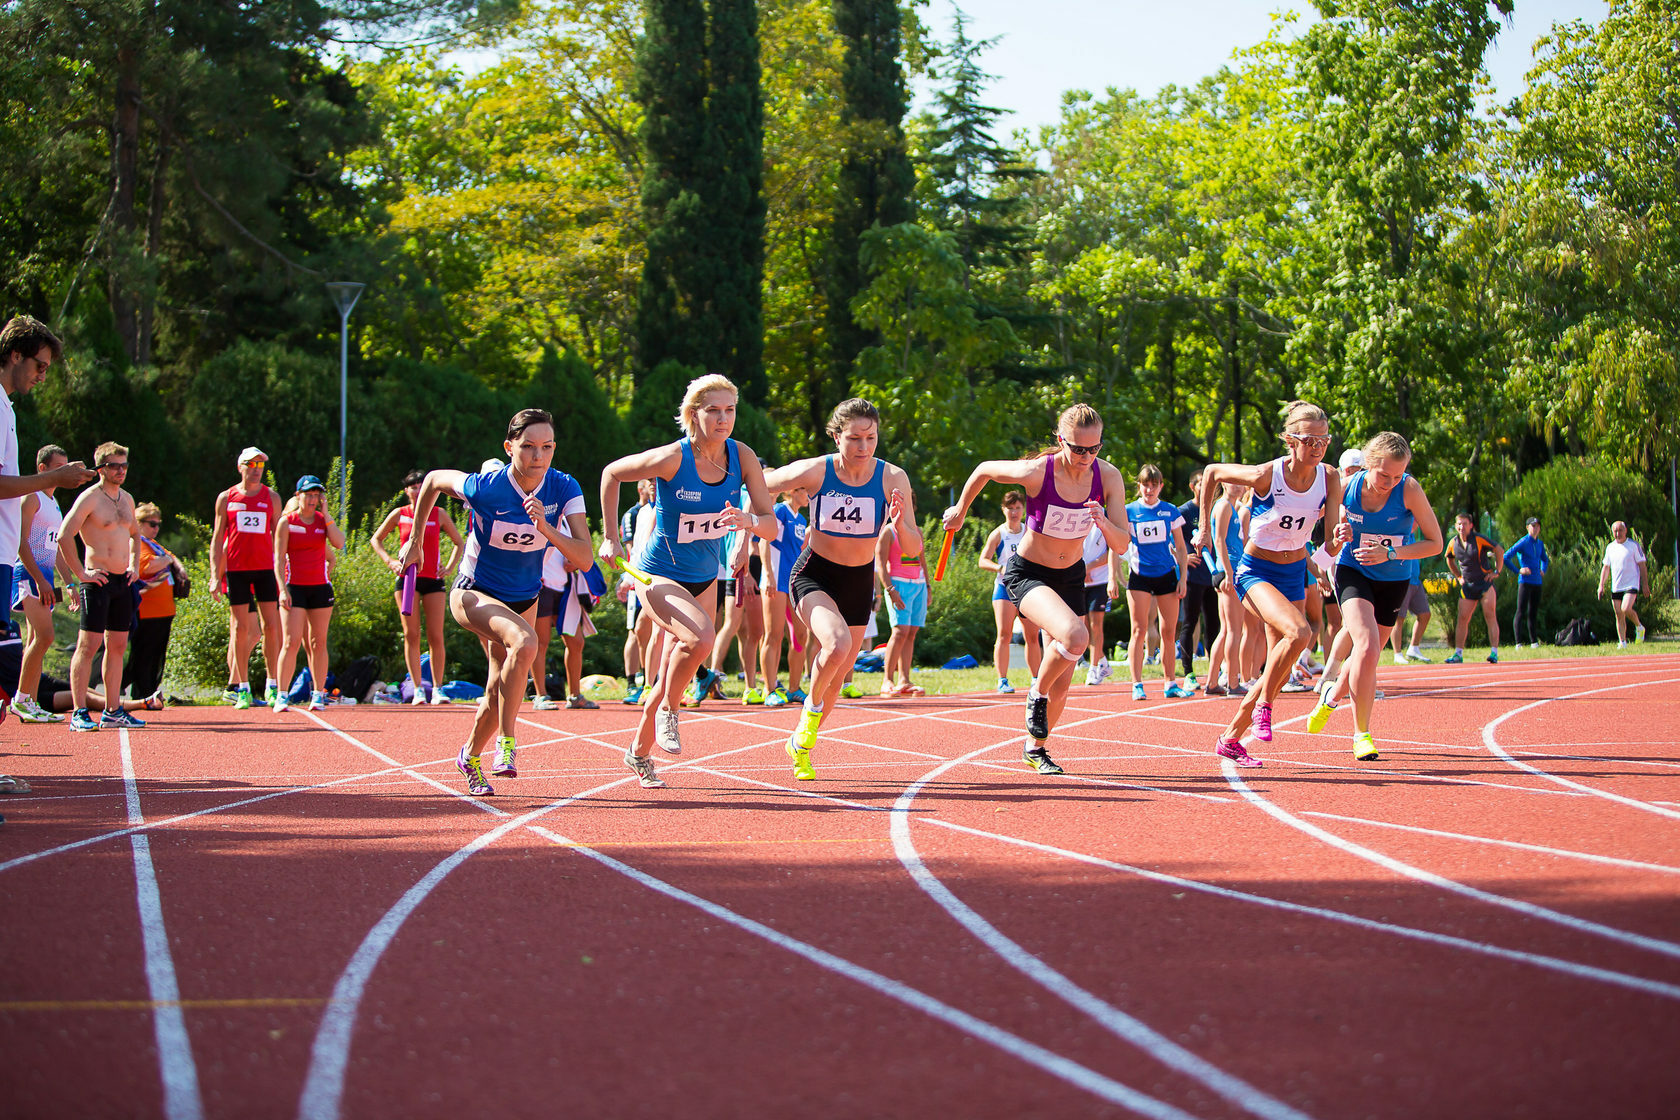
[
  {"x1": 810, "y1": 457, "x2": 887, "y2": 541},
  {"x1": 643, "y1": 439, "x2": 743, "y2": 583},
  {"x1": 1205, "y1": 500, "x2": 1245, "y2": 576},
  {"x1": 1125, "y1": 499, "x2": 1182, "y2": 578},
  {"x1": 1337, "y1": 471, "x2": 1413, "y2": 581},
  {"x1": 772, "y1": 502, "x2": 807, "y2": 568},
  {"x1": 458, "y1": 466, "x2": 585, "y2": 602}
]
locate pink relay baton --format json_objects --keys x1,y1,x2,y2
[
  {"x1": 733, "y1": 570, "x2": 746, "y2": 607},
  {"x1": 400, "y1": 564, "x2": 418, "y2": 615}
]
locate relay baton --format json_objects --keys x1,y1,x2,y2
[
  {"x1": 786, "y1": 604, "x2": 804, "y2": 653},
  {"x1": 733, "y1": 572, "x2": 746, "y2": 607},
  {"x1": 611, "y1": 555, "x2": 653, "y2": 586},
  {"x1": 933, "y1": 529, "x2": 956, "y2": 582},
  {"x1": 399, "y1": 564, "x2": 418, "y2": 615}
]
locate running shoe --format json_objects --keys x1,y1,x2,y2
[
  {"x1": 1184, "y1": 674, "x2": 1199, "y2": 692},
  {"x1": 221, "y1": 687, "x2": 240, "y2": 704},
  {"x1": 1023, "y1": 742, "x2": 1064, "y2": 775},
  {"x1": 491, "y1": 735, "x2": 518, "y2": 777},
  {"x1": 681, "y1": 675, "x2": 706, "y2": 707},
  {"x1": 996, "y1": 678, "x2": 1015, "y2": 695},
  {"x1": 786, "y1": 687, "x2": 809, "y2": 704},
  {"x1": 1281, "y1": 667, "x2": 1314, "y2": 692},
  {"x1": 309, "y1": 691, "x2": 328, "y2": 711},
  {"x1": 1406, "y1": 648, "x2": 1432, "y2": 662},
  {"x1": 100, "y1": 708, "x2": 145, "y2": 729},
  {"x1": 70, "y1": 708, "x2": 100, "y2": 732},
  {"x1": 1144, "y1": 650, "x2": 1160, "y2": 666},
  {"x1": 743, "y1": 687, "x2": 766, "y2": 705},
  {"x1": 1025, "y1": 694, "x2": 1050, "y2": 740},
  {"x1": 1086, "y1": 660, "x2": 1112, "y2": 686},
  {"x1": 1306, "y1": 686, "x2": 1336, "y2": 734},
  {"x1": 654, "y1": 708, "x2": 683, "y2": 755},
  {"x1": 1486, "y1": 650, "x2": 1498, "y2": 664},
  {"x1": 1618, "y1": 640, "x2": 1628, "y2": 649},
  {"x1": 1203, "y1": 683, "x2": 1229, "y2": 697},
  {"x1": 456, "y1": 746, "x2": 493, "y2": 796},
  {"x1": 264, "y1": 683, "x2": 279, "y2": 708},
  {"x1": 625, "y1": 748, "x2": 665, "y2": 788},
  {"x1": 1638, "y1": 625, "x2": 1648, "y2": 642},
  {"x1": 429, "y1": 690, "x2": 450, "y2": 705},
  {"x1": 1254, "y1": 702, "x2": 1274, "y2": 742},
  {"x1": 793, "y1": 706, "x2": 823, "y2": 751},
  {"x1": 566, "y1": 695, "x2": 599, "y2": 710},
  {"x1": 706, "y1": 671, "x2": 727, "y2": 700},
  {"x1": 785, "y1": 735, "x2": 815, "y2": 781},
  {"x1": 1229, "y1": 681, "x2": 1251, "y2": 697},
  {"x1": 1215, "y1": 737, "x2": 1262, "y2": 768},
  {"x1": 765, "y1": 688, "x2": 788, "y2": 708},
  {"x1": 1353, "y1": 732, "x2": 1379, "y2": 761},
  {"x1": 11, "y1": 694, "x2": 63, "y2": 723},
  {"x1": 623, "y1": 684, "x2": 645, "y2": 705},
  {"x1": 839, "y1": 683, "x2": 862, "y2": 700},
  {"x1": 1392, "y1": 650, "x2": 1411, "y2": 664},
  {"x1": 1529, "y1": 642, "x2": 1540, "y2": 650},
  {"x1": 1131, "y1": 682, "x2": 1147, "y2": 701},
  {"x1": 410, "y1": 691, "x2": 427, "y2": 705},
  {"x1": 532, "y1": 695, "x2": 560, "y2": 711},
  {"x1": 273, "y1": 693, "x2": 291, "y2": 713},
  {"x1": 1164, "y1": 683, "x2": 1193, "y2": 699},
  {"x1": 234, "y1": 687, "x2": 254, "y2": 710},
  {"x1": 1444, "y1": 651, "x2": 1463, "y2": 663}
]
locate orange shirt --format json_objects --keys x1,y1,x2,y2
[{"x1": 136, "y1": 538, "x2": 178, "y2": 620}]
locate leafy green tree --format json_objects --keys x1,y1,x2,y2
[
  {"x1": 518, "y1": 346, "x2": 631, "y2": 518},
  {"x1": 708, "y1": 0, "x2": 768, "y2": 406}
]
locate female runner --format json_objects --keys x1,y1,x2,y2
[
  {"x1": 1304, "y1": 431, "x2": 1443, "y2": 759},
  {"x1": 1201, "y1": 482, "x2": 1247, "y2": 696},
  {"x1": 372, "y1": 469, "x2": 465, "y2": 704},
  {"x1": 758, "y1": 485, "x2": 809, "y2": 708},
  {"x1": 1195, "y1": 401, "x2": 1343, "y2": 767},
  {"x1": 598, "y1": 375, "x2": 775, "y2": 787},
  {"x1": 978, "y1": 491, "x2": 1042, "y2": 694},
  {"x1": 272, "y1": 476, "x2": 346, "y2": 713},
  {"x1": 762, "y1": 398, "x2": 919, "y2": 781},
  {"x1": 400, "y1": 409, "x2": 594, "y2": 795},
  {"x1": 942, "y1": 404, "x2": 1132, "y2": 774},
  {"x1": 1124, "y1": 463, "x2": 1190, "y2": 701}
]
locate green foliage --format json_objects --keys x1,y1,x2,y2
[
  {"x1": 1427, "y1": 547, "x2": 1673, "y2": 646},
  {"x1": 1495, "y1": 457, "x2": 1677, "y2": 567},
  {"x1": 516, "y1": 346, "x2": 630, "y2": 518},
  {"x1": 625, "y1": 358, "x2": 700, "y2": 450}
]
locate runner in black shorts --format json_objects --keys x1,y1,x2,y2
[
  {"x1": 1444, "y1": 513, "x2": 1502, "y2": 663},
  {"x1": 58, "y1": 440, "x2": 145, "y2": 731}
]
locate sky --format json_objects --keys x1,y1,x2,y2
[{"x1": 913, "y1": 0, "x2": 1609, "y2": 136}]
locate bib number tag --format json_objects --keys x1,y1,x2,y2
[
  {"x1": 1040, "y1": 506, "x2": 1094, "y2": 540},
  {"x1": 490, "y1": 519, "x2": 546, "y2": 552},
  {"x1": 676, "y1": 513, "x2": 730, "y2": 543},
  {"x1": 1360, "y1": 533, "x2": 1400, "y2": 553},
  {"x1": 235, "y1": 510, "x2": 268, "y2": 534},
  {"x1": 822, "y1": 495, "x2": 877, "y2": 537},
  {"x1": 1134, "y1": 519, "x2": 1168, "y2": 545}
]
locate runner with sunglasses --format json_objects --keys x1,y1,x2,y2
[
  {"x1": 943, "y1": 405, "x2": 1132, "y2": 775},
  {"x1": 1195, "y1": 401, "x2": 1344, "y2": 767}
]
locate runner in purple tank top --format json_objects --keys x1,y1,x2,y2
[{"x1": 942, "y1": 405, "x2": 1133, "y2": 775}]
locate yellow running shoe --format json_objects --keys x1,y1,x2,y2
[
  {"x1": 1306, "y1": 700, "x2": 1335, "y2": 734},
  {"x1": 1353, "y1": 732, "x2": 1379, "y2": 761},
  {"x1": 786, "y1": 736, "x2": 816, "y2": 781},
  {"x1": 793, "y1": 707, "x2": 823, "y2": 751}
]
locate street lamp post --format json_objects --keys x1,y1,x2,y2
[{"x1": 325, "y1": 282, "x2": 365, "y2": 524}]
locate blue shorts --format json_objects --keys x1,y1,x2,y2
[
  {"x1": 887, "y1": 577, "x2": 928, "y2": 627},
  {"x1": 992, "y1": 579, "x2": 1014, "y2": 603},
  {"x1": 762, "y1": 549, "x2": 795, "y2": 595},
  {"x1": 12, "y1": 568, "x2": 52, "y2": 608},
  {"x1": 1235, "y1": 553, "x2": 1307, "y2": 603}
]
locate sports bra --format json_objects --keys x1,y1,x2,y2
[{"x1": 1023, "y1": 455, "x2": 1102, "y2": 539}]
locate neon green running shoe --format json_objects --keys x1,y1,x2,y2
[
  {"x1": 839, "y1": 683, "x2": 862, "y2": 700},
  {"x1": 264, "y1": 683, "x2": 280, "y2": 708},
  {"x1": 1306, "y1": 700, "x2": 1335, "y2": 734},
  {"x1": 793, "y1": 707, "x2": 823, "y2": 751},
  {"x1": 1353, "y1": 732, "x2": 1380, "y2": 761},
  {"x1": 234, "y1": 686, "x2": 254, "y2": 710},
  {"x1": 743, "y1": 687, "x2": 766, "y2": 705},
  {"x1": 786, "y1": 735, "x2": 815, "y2": 781}
]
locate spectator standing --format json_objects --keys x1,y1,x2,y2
[
  {"x1": 877, "y1": 521, "x2": 927, "y2": 696},
  {"x1": 1389, "y1": 530, "x2": 1434, "y2": 663},
  {"x1": 1080, "y1": 521, "x2": 1119, "y2": 684},
  {"x1": 126, "y1": 502, "x2": 186, "y2": 702},
  {"x1": 58, "y1": 442, "x2": 145, "y2": 730},
  {"x1": 1174, "y1": 469, "x2": 1218, "y2": 691},
  {"x1": 210, "y1": 447, "x2": 283, "y2": 707},
  {"x1": 271, "y1": 477, "x2": 345, "y2": 713},
  {"x1": 1503, "y1": 516, "x2": 1549, "y2": 648},
  {"x1": 1444, "y1": 514, "x2": 1502, "y2": 664},
  {"x1": 1124, "y1": 463, "x2": 1191, "y2": 700},
  {"x1": 1598, "y1": 521, "x2": 1649, "y2": 646},
  {"x1": 371, "y1": 469, "x2": 465, "y2": 705},
  {"x1": 11, "y1": 444, "x2": 71, "y2": 723}
]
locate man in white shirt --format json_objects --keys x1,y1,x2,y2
[{"x1": 1598, "y1": 521, "x2": 1649, "y2": 646}]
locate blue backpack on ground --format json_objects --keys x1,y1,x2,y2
[
  {"x1": 286, "y1": 669, "x2": 312, "y2": 703},
  {"x1": 942, "y1": 654, "x2": 979, "y2": 670},
  {"x1": 853, "y1": 650, "x2": 885, "y2": 673}
]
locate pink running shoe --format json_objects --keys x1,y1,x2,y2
[
  {"x1": 1254, "y1": 702, "x2": 1274, "y2": 742},
  {"x1": 1216, "y1": 738, "x2": 1263, "y2": 768}
]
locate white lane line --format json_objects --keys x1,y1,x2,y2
[
  {"x1": 890, "y1": 737, "x2": 1316, "y2": 1120},
  {"x1": 1481, "y1": 677, "x2": 1680, "y2": 820},
  {"x1": 693, "y1": 766, "x2": 1680, "y2": 1003},
  {"x1": 966, "y1": 760, "x2": 1238, "y2": 802},
  {"x1": 1301, "y1": 812, "x2": 1680, "y2": 876},
  {"x1": 529, "y1": 825, "x2": 1200, "y2": 1120},
  {"x1": 120, "y1": 732, "x2": 205, "y2": 1120},
  {"x1": 1222, "y1": 763, "x2": 1680, "y2": 962},
  {"x1": 1143, "y1": 740, "x2": 1586, "y2": 798}
]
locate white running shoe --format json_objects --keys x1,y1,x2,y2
[
  {"x1": 409, "y1": 690, "x2": 426, "y2": 706},
  {"x1": 430, "y1": 689, "x2": 450, "y2": 704},
  {"x1": 308, "y1": 690, "x2": 328, "y2": 711},
  {"x1": 1085, "y1": 660, "x2": 1112, "y2": 686},
  {"x1": 11, "y1": 694, "x2": 64, "y2": 723},
  {"x1": 532, "y1": 695, "x2": 560, "y2": 711}
]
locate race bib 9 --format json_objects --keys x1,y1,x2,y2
[
  {"x1": 235, "y1": 510, "x2": 268, "y2": 534},
  {"x1": 676, "y1": 513, "x2": 731, "y2": 543},
  {"x1": 820, "y1": 495, "x2": 877, "y2": 537},
  {"x1": 1134, "y1": 519, "x2": 1168, "y2": 545},
  {"x1": 489, "y1": 519, "x2": 546, "y2": 552},
  {"x1": 1040, "y1": 506, "x2": 1094, "y2": 540},
  {"x1": 1359, "y1": 533, "x2": 1400, "y2": 553}
]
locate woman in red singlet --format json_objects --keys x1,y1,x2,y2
[
  {"x1": 373, "y1": 468, "x2": 465, "y2": 704},
  {"x1": 271, "y1": 476, "x2": 346, "y2": 712}
]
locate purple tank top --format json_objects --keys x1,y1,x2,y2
[{"x1": 1024, "y1": 455, "x2": 1104, "y2": 540}]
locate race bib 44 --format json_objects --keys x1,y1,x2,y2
[{"x1": 820, "y1": 495, "x2": 877, "y2": 537}]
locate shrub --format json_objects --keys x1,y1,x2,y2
[
  {"x1": 1426, "y1": 544, "x2": 1673, "y2": 645},
  {"x1": 1495, "y1": 457, "x2": 1676, "y2": 567}
]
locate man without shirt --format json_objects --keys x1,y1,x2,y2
[{"x1": 58, "y1": 441, "x2": 145, "y2": 731}]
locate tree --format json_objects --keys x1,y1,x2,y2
[
  {"x1": 518, "y1": 346, "x2": 630, "y2": 518},
  {"x1": 707, "y1": 0, "x2": 768, "y2": 406}
]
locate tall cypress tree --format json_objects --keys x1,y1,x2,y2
[
  {"x1": 707, "y1": 0, "x2": 766, "y2": 406},
  {"x1": 825, "y1": 0, "x2": 915, "y2": 422}
]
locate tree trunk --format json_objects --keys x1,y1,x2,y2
[
  {"x1": 1228, "y1": 282, "x2": 1243, "y2": 463},
  {"x1": 137, "y1": 138, "x2": 171, "y2": 368}
]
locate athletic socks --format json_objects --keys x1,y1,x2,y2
[{"x1": 265, "y1": 677, "x2": 277, "y2": 691}]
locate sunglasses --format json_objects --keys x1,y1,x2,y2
[
  {"x1": 1284, "y1": 433, "x2": 1331, "y2": 449},
  {"x1": 99, "y1": 461, "x2": 129, "y2": 470},
  {"x1": 1059, "y1": 435, "x2": 1103, "y2": 456},
  {"x1": 142, "y1": 519, "x2": 162, "y2": 527}
]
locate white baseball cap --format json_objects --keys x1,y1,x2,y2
[
  {"x1": 1338, "y1": 448, "x2": 1363, "y2": 470},
  {"x1": 238, "y1": 446, "x2": 267, "y2": 465}
]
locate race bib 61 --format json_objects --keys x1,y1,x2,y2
[{"x1": 1134, "y1": 519, "x2": 1168, "y2": 545}]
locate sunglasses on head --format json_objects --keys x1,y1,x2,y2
[{"x1": 1059, "y1": 435, "x2": 1102, "y2": 456}]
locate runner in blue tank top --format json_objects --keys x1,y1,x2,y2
[
  {"x1": 599, "y1": 374, "x2": 776, "y2": 786},
  {"x1": 1123, "y1": 463, "x2": 1190, "y2": 702},
  {"x1": 1194, "y1": 400, "x2": 1345, "y2": 767},
  {"x1": 401, "y1": 409, "x2": 596, "y2": 797},
  {"x1": 1201, "y1": 482, "x2": 1249, "y2": 698},
  {"x1": 1304, "y1": 432, "x2": 1444, "y2": 760},
  {"x1": 762, "y1": 398, "x2": 921, "y2": 781},
  {"x1": 942, "y1": 404, "x2": 1132, "y2": 777}
]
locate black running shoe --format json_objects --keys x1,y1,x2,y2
[
  {"x1": 1025, "y1": 694, "x2": 1050, "y2": 740},
  {"x1": 1023, "y1": 744, "x2": 1064, "y2": 775}
]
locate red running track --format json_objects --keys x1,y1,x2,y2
[{"x1": 3, "y1": 653, "x2": 1679, "y2": 1119}]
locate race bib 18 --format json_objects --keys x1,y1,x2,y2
[
  {"x1": 1040, "y1": 506, "x2": 1094, "y2": 540},
  {"x1": 489, "y1": 519, "x2": 547, "y2": 552},
  {"x1": 676, "y1": 513, "x2": 731, "y2": 543},
  {"x1": 820, "y1": 495, "x2": 877, "y2": 537}
]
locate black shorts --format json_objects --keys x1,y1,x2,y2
[
  {"x1": 79, "y1": 573, "x2": 135, "y2": 633},
  {"x1": 536, "y1": 586, "x2": 564, "y2": 619},
  {"x1": 394, "y1": 575, "x2": 447, "y2": 597},
  {"x1": 748, "y1": 554, "x2": 763, "y2": 586},
  {"x1": 1460, "y1": 580, "x2": 1492, "y2": 601},
  {"x1": 225, "y1": 568, "x2": 279, "y2": 606},
  {"x1": 1335, "y1": 565, "x2": 1412, "y2": 628},
  {"x1": 716, "y1": 577, "x2": 736, "y2": 609},
  {"x1": 1400, "y1": 583, "x2": 1430, "y2": 617},
  {"x1": 1127, "y1": 570, "x2": 1179, "y2": 597},
  {"x1": 1083, "y1": 585, "x2": 1110, "y2": 614},
  {"x1": 287, "y1": 583, "x2": 335, "y2": 610},
  {"x1": 1001, "y1": 554, "x2": 1087, "y2": 617},
  {"x1": 37, "y1": 672, "x2": 69, "y2": 711},
  {"x1": 1613, "y1": 587, "x2": 1640, "y2": 599},
  {"x1": 452, "y1": 573, "x2": 536, "y2": 616},
  {"x1": 790, "y1": 549, "x2": 875, "y2": 627}
]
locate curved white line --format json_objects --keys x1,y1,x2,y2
[
  {"x1": 1301, "y1": 811, "x2": 1680, "y2": 876},
  {"x1": 890, "y1": 742, "x2": 1316, "y2": 1120},
  {"x1": 1481, "y1": 676, "x2": 1680, "y2": 819}
]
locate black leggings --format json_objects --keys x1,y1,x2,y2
[
  {"x1": 1176, "y1": 583, "x2": 1220, "y2": 676},
  {"x1": 1514, "y1": 583, "x2": 1542, "y2": 645}
]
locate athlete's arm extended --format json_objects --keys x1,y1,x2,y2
[
  {"x1": 760, "y1": 455, "x2": 827, "y2": 498},
  {"x1": 736, "y1": 447, "x2": 780, "y2": 541},
  {"x1": 1396, "y1": 479, "x2": 1444, "y2": 562},
  {"x1": 1195, "y1": 463, "x2": 1268, "y2": 549},
  {"x1": 599, "y1": 444, "x2": 684, "y2": 554},
  {"x1": 942, "y1": 458, "x2": 1043, "y2": 535}
]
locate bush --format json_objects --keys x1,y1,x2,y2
[
  {"x1": 1425, "y1": 544, "x2": 1673, "y2": 645},
  {"x1": 1496, "y1": 457, "x2": 1676, "y2": 567}
]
